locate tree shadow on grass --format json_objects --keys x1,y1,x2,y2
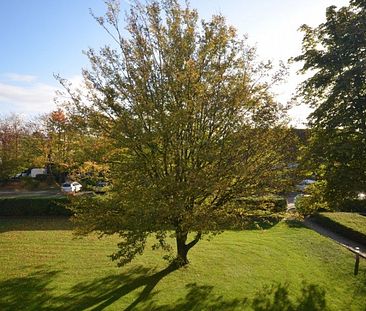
[
  {"x1": 142, "y1": 281, "x2": 330, "y2": 311},
  {"x1": 56, "y1": 264, "x2": 178, "y2": 311},
  {"x1": 0, "y1": 265, "x2": 344, "y2": 311},
  {"x1": 0, "y1": 266, "x2": 248, "y2": 311},
  {"x1": 142, "y1": 283, "x2": 249, "y2": 310},
  {"x1": 284, "y1": 219, "x2": 309, "y2": 229},
  {"x1": 0, "y1": 264, "x2": 172, "y2": 311},
  {"x1": 0, "y1": 267, "x2": 60, "y2": 311},
  {"x1": 251, "y1": 282, "x2": 329, "y2": 311}
]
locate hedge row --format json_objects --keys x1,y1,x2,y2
[
  {"x1": 235, "y1": 196, "x2": 287, "y2": 212},
  {"x1": 310, "y1": 213, "x2": 366, "y2": 246},
  {"x1": 340, "y1": 199, "x2": 366, "y2": 213},
  {"x1": 0, "y1": 196, "x2": 71, "y2": 216},
  {"x1": 0, "y1": 195, "x2": 287, "y2": 217}
]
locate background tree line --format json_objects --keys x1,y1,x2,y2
[{"x1": 0, "y1": 110, "x2": 111, "y2": 184}]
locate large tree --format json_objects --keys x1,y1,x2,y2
[
  {"x1": 294, "y1": 0, "x2": 366, "y2": 206},
  {"x1": 61, "y1": 0, "x2": 294, "y2": 266}
]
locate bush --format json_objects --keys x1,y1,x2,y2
[
  {"x1": 0, "y1": 196, "x2": 71, "y2": 216},
  {"x1": 295, "y1": 195, "x2": 329, "y2": 216},
  {"x1": 295, "y1": 181, "x2": 329, "y2": 216},
  {"x1": 235, "y1": 196, "x2": 287, "y2": 212},
  {"x1": 19, "y1": 176, "x2": 40, "y2": 190},
  {"x1": 294, "y1": 178, "x2": 366, "y2": 215}
]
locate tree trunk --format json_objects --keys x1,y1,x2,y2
[
  {"x1": 175, "y1": 230, "x2": 189, "y2": 266},
  {"x1": 174, "y1": 230, "x2": 202, "y2": 267}
]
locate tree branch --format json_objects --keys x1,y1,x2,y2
[{"x1": 186, "y1": 232, "x2": 202, "y2": 250}]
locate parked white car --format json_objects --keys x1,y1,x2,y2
[
  {"x1": 61, "y1": 182, "x2": 82, "y2": 193},
  {"x1": 30, "y1": 168, "x2": 46, "y2": 178},
  {"x1": 13, "y1": 168, "x2": 46, "y2": 179},
  {"x1": 296, "y1": 179, "x2": 316, "y2": 192}
]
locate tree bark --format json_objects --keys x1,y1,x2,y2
[
  {"x1": 174, "y1": 230, "x2": 201, "y2": 267},
  {"x1": 175, "y1": 230, "x2": 189, "y2": 266}
]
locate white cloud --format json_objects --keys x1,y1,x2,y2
[
  {"x1": 0, "y1": 74, "x2": 87, "y2": 117},
  {"x1": 0, "y1": 72, "x2": 312, "y2": 127},
  {"x1": 4, "y1": 73, "x2": 37, "y2": 83},
  {"x1": 0, "y1": 80, "x2": 59, "y2": 116}
]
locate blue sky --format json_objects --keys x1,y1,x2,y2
[{"x1": 0, "y1": 0, "x2": 349, "y2": 126}]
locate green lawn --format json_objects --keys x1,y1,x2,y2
[
  {"x1": 0, "y1": 217, "x2": 365, "y2": 310},
  {"x1": 320, "y1": 212, "x2": 366, "y2": 236}
]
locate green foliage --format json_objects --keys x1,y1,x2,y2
[
  {"x1": 294, "y1": 181, "x2": 330, "y2": 216},
  {"x1": 0, "y1": 196, "x2": 70, "y2": 216},
  {"x1": 294, "y1": 1, "x2": 366, "y2": 208},
  {"x1": 236, "y1": 196, "x2": 287, "y2": 213},
  {"x1": 300, "y1": 129, "x2": 366, "y2": 209},
  {"x1": 227, "y1": 196, "x2": 287, "y2": 230},
  {"x1": 61, "y1": 0, "x2": 295, "y2": 266},
  {"x1": 0, "y1": 114, "x2": 30, "y2": 180},
  {"x1": 294, "y1": 1, "x2": 366, "y2": 131},
  {"x1": 19, "y1": 176, "x2": 40, "y2": 190}
]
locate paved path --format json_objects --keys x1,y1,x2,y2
[
  {"x1": 304, "y1": 217, "x2": 366, "y2": 258},
  {"x1": 286, "y1": 193, "x2": 297, "y2": 211},
  {"x1": 286, "y1": 194, "x2": 366, "y2": 257}
]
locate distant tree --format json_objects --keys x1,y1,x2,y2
[
  {"x1": 0, "y1": 111, "x2": 103, "y2": 184},
  {"x1": 33, "y1": 109, "x2": 94, "y2": 182},
  {"x1": 0, "y1": 114, "x2": 29, "y2": 179},
  {"x1": 61, "y1": 0, "x2": 295, "y2": 266},
  {"x1": 293, "y1": 0, "x2": 366, "y2": 207}
]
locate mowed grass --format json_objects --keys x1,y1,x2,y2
[
  {"x1": 0, "y1": 217, "x2": 365, "y2": 310},
  {"x1": 320, "y1": 212, "x2": 366, "y2": 236}
]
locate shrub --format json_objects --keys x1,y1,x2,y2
[
  {"x1": 19, "y1": 176, "x2": 40, "y2": 190},
  {"x1": 295, "y1": 181, "x2": 329, "y2": 216},
  {"x1": 230, "y1": 196, "x2": 287, "y2": 229},
  {"x1": 235, "y1": 196, "x2": 287, "y2": 213},
  {"x1": 0, "y1": 196, "x2": 71, "y2": 216}
]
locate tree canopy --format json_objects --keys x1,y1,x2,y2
[
  {"x1": 61, "y1": 0, "x2": 295, "y2": 266},
  {"x1": 294, "y1": 0, "x2": 366, "y2": 207},
  {"x1": 294, "y1": 0, "x2": 366, "y2": 131}
]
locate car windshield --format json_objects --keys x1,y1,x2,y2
[{"x1": 62, "y1": 183, "x2": 71, "y2": 187}]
